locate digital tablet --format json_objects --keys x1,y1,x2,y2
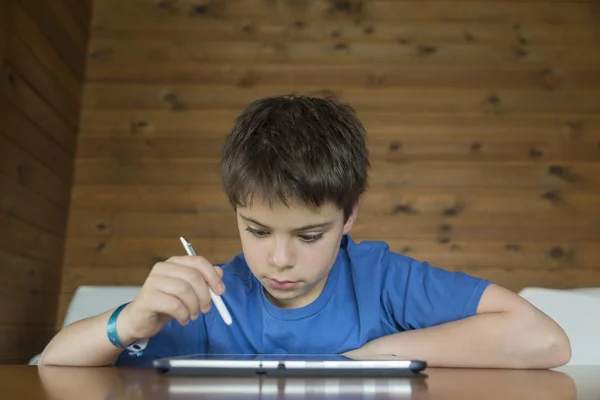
[{"x1": 153, "y1": 353, "x2": 427, "y2": 377}]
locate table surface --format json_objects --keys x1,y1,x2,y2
[{"x1": 1, "y1": 365, "x2": 599, "y2": 399}]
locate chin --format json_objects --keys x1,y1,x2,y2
[{"x1": 264, "y1": 288, "x2": 304, "y2": 307}]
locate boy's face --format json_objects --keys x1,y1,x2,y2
[{"x1": 236, "y1": 198, "x2": 358, "y2": 309}]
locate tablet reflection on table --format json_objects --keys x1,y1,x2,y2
[{"x1": 166, "y1": 377, "x2": 425, "y2": 400}]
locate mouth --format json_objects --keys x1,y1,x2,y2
[{"x1": 266, "y1": 278, "x2": 300, "y2": 290}]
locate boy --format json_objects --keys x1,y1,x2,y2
[{"x1": 40, "y1": 95, "x2": 570, "y2": 368}]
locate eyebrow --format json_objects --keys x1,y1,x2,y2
[{"x1": 239, "y1": 214, "x2": 334, "y2": 231}]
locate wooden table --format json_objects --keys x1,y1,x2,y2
[{"x1": 1, "y1": 365, "x2": 598, "y2": 399}]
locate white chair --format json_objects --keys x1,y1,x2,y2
[
  {"x1": 519, "y1": 287, "x2": 600, "y2": 366},
  {"x1": 29, "y1": 285, "x2": 141, "y2": 365}
]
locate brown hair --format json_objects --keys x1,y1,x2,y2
[{"x1": 220, "y1": 94, "x2": 370, "y2": 221}]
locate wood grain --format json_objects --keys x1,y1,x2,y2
[
  {"x1": 92, "y1": 0, "x2": 597, "y2": 24},
  {"x1": 87, "y1": 62, "x2": 600, "y2": 88},
  {"x1": 0, "y1": 252, "x2": 60, "y2": 293},
  {"x1": 0, "y1": 64, "x2": 76, "y2": 155},
  {"x1": 5, "y1": 33, "x2": 80, "y2": 128},
  {"x1": 81, "y1": 85, "x2": 600, "y2": 114},
  {"x1": 0, "y1": 174, "x2": 68, "y2": 237},
  {"x1": 86, "y1": 38, "x2": 600, "y2": 68},
  {"x1": 89, "y1": 22, "x2": 600, "y2": 47},
  {"x1": 60, "y1": 0, "x2": 91, "y2": 33},
  {"x1": 69, "y1": 186, "x2": 600, "y2": 216},
  {"x1": 10, "y1": 4, "x2": 81, "y2": 101},
  {"x1": 0, "y1": 287, "x2": 58, "y2": 326},
  {"x1": 17, "y1": 0, "x2": 86, "y2": 78},
  {"x1": 0, "y1": 96, "x2": 73, "y2": 180},
  {"x1": 0, "y1": 0, "x2": 11, "y2": 63},
  {"x1": 78, "y1": 110, "x2": 600, "y2": 141},
  {"x1": 0, "y1": 326, "x2": 55, "y2": 363},
  {"x1": 0, "y1": 213, "x2": 64, "y2": 265},
  {"x1": 65, "y1": 210, "x2": 600, "y2": 242},
  {"x1": 74, "y1": 136, "x2": 600, "y2": 162},
  {"x1": 85, "y1": 65, "x2": 600, "y2": 89},
  {"x1": 58, "y1": 0, "x2": 600, "y2": 338},
  {"x1": 0, "y1": 134, "x2": 70, "y2": 207},
  {"x1": 0, "y1": 0, "x2": 87, "y2": 363},
  {"x1": 72, "y1": 159, "x2": 600, "y2": 189}
]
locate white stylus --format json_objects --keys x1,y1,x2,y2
[{"x1": 179, "y1": 237, "x2": 233, "y2": 326}]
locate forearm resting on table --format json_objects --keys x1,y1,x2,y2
[
  {"x1": 39, "y1": 309, "x2": 127, "y2": 367},
  {"x1": 347, "y1": 311, "x2": 571, "y2": 369}
]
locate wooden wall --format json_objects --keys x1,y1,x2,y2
[
  {"x1": 61, "y1": 0, "x2": 600, "y2": 324},
  {"x1": 0, "y1": 0, "x2": 91, "y2": 362}
]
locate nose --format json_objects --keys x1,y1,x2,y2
[{"x1": 269, "y1": 236, "x2": 295, "y2": 270}]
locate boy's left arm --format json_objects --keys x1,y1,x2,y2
[{"x1": 345, "y1": 284, "x2": 571, "y2": 368}]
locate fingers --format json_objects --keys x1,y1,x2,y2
[
  {"x1": 166, "y1": 256, "x2": 225, "y2": 295},
  {"x1": 144, "y1": 288, "x2": 191, "y2": 326},
  {"x1": 153, "y1": 262, "x2": 214, "y2": 315},
  {"x1": 146, "y1": 275, "x2": 201, "y2": 323}
]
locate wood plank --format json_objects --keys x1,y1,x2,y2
[
  {"x1": 63, "y1": 237, "x2": 242, "y2": 268},
  {"x1": 92, "y1": 1, "x2": 597, "y2": 24},
  {"x1": 11, "y1": 4, "x2": 81, "y2": 101},
  {"x1": 72, "y1": 160, "x2": 600, "y2": 189},
  {"x1": 86, "y1": 38, "x2": 600, "y2": 68},
  {"x1": 0, "y1": 174, "x2": 68, "y2": 237},
  {"x1": 562, "y1": 142, "x2": 600, "y2": 162},
  {"x1": 62, "y1": 237, "x2": 600, "y2": 270},
  {"x1": 370, "y1": 161, "x2": 600, "y2": 189},
  {"x1": 18, "y1": 0, "x2": 85, "y2": 79},
  {"x1": 78, "y1": 110, "x2": 600, "y2": 142},
  {"x1": 0, "y1": 251, "x2": 60, "y2": 293},
  {"x1": 69, "y1": 186, "x2": 600, "y2": 216},
  {"x1": 59, "y1": 266, "x2": 600, "y2": 295},
  {"x1": 81, "y1": 85, "x2": 600, "y2": 114},
  {"x1": 0, "y1": 326, "x2": 55, "y2": 362},
  {"x1": 65, "y1": 210, "x2": 600, "y2": 242},
  {"x1": 60, "y1": 0, "x2": 92, "y2": 33},
  {"x1": 61, "y1": 267, "x2": 150, "y2": 295},
  {"x1": 89, "y1": 22, "x2": 600, "y2": 47},
  {"x1": 0, "y1": 213, "x2": 64, "y2": 265},
  {"x1": 362, "y1": 188, "x2": 600, "y2": 216},
  {"x1": 0, "y1": 96, "x2": 73, "y2": 180},
  {"x1": 0, "y1": 134, "x2": 70, "y2": 207},
  {"x1": 76, "y1": 136, "x2": 600, "y2": 163},
  {"x1": 5, "y1": 33, "x2": 80, "y2": 128},
  {"x1": 43, "y1": 0, "x2": 88, "y2": 44},
  {"x1": 0, "y1": 287, "x2": 58, "y2": 326},
  {"x1": 0, "y1": 64, "x2": 76, "y2": 155},
  {"x1": 466, "y1": 268, "x2": 600, "y2": 293},
  {"x1": 55, "y1": 292, "x2": 74, "y2": 329},
  {"x1": 0, "y1": 0, "x2": 12, "y2": 63},
  {"x1": 79, "y1": 108, "x2": 237, "y2": 137},
  {"x1": 85, "y1": 63, "x2": 600, "y2": 90},
  {"x1": 358, "y1": 240, "x2": 600, "y2": 271}
]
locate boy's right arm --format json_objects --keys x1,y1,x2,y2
[{"x1": 38, "y1": 256, "x2": 225, "y2": 367}]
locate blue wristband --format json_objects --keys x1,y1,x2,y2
[{"x1": 107, "y1": 302, "x2": 147, "y2": 357}]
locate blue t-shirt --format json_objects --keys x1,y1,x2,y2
[{"x1": 116, "y1": 235, "x2": 491, "y2": 366}]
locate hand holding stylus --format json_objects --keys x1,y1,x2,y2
[
  {"x1": 179, "y1": 237, "x2": 232, "y2": 325},
  {"x1": 114, "y1": 238, "x2": 231, "y2": 345}
]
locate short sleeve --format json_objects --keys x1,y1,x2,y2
[
  {"x1": 115, "y1": 317, "x2": 208, "y2": 366},
  {"x1": 382, "y1": 253, "x2": 492, "y2": 331}
]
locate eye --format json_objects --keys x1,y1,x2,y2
[
  {"x1": 299, "y1": 233, "x2": 324, "y2": 243},
  {"x1": 245, "y1": 227, "x2": 269, "y2": 238}
]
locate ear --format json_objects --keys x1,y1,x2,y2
[{"x1": 342, "y1": 200, "x2": 360, "y2": 234}]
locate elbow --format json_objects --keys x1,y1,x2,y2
[
  {"x1": 534, "y1": 325, "x2": 571, "y2": 369},
  {"x1": 547, "y1": 329, "x2": 571, "y2": 368}
]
